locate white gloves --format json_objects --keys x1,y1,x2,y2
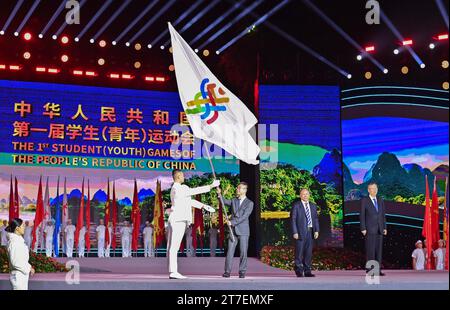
[
  {"x1": 203, "y1": 205, "x2": 216, "y2": 213},
  {"x1": 210, "y1": 180, "x2": 220, "y2": 188}
]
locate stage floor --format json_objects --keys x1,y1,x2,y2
[{"x1": 0, "y1": 257, "x2": 448, "y2": 290}]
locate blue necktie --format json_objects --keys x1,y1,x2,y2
[
  {"x1": 373, "y1": 198, "x2": 378, "y2": 212},
  {"x1": 304, "y1": 203, "x2": 312, "y2": 226}
]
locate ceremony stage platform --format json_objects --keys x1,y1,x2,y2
[{"x1": 0, "y1": 257, "x2": 448, "y2": 290}]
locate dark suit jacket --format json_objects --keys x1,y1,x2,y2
[
  {"x1": 222, "y1": 196, "x2": 254, "y2": 236},
  {"x1": 290, "y1": 200, "x2": 320, "y2": 240},
  {"x1": 360, "y1": 196, "x2": 386, "y2": 235}
]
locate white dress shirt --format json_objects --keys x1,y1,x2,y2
[{"x1": 302, "y1": 200, "x2": 313, "y2": 228}]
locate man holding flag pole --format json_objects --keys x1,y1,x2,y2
[{"x1": 168, "y1": 22, "x2": 260, "y2": 278}]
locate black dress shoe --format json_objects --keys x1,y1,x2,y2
[
  {"x1": 295, "y1": 272, "x2": 304, "y2": 277},
  {"x1": 222, "y1": 272, "x2": 230, "y2": 278},
  {"x1": 304, "y1": 273, "x2": 316, "y2": 277},
  {"x1": 239, "y1": 273, "x2": 245, "y2": 279},
  {"x1": 380, "y1": 272, "x2": 386, "y2": 276}
]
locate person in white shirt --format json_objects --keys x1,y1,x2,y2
[
  {"x1": 209, "y1": 225, "x2": 218, "y2": 257},
  {"x1": 78, "y1": 226, "x2": 86, "y2": 257},
  {"x1": 167, "y1": 169, "x2": 218, "y2": 279},
  {"x1": 1, "y1": 220, "x2": 9, "y2": 246},
  {"x1": 412, "y1": 240, "x2": 426, "y2": 270},
  {"x1": 142, "y1": 221, "x2": 154, "y2": 257},
  {"x1": 120, "y1": 221, "x2": 132, "y2": 258},
  {"x1": 6, "y1": 218, "x2": 35, "y2": 290},
  {"x1": 105, "y1": 222, "x2": 113, "y2": 258},
  {"x1": 44, "y1": 220, "x2": 55, "y2": 257},
  {"x1": 96, "y1": 219, "x2": 106, "y2": 258},
  {"x1": 433, "y1": 239, "x2": 446, "y2": 271},
  {"x1": 64, "y1": 219, "x2": 76, "y2": 258},
  {"x1": 185, "y1": 225, "x2": 195, "y2": 257},
  {"x1": 23, "y1": 221, "x2": 33, "y2": 249}
]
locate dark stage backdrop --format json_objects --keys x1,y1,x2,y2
[
  {"x1": 258, "y1": 85, "x2": 344, "y2": 248},
  {"x1": 341, "y1": 85, "x2": 449, "y2": 268}
]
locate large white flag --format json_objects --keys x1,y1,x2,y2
[{"x1": 168, "y1": 23, "x2": 260, "y2": 165}]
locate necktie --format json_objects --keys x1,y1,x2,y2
[
  {"x1": 305, "y1": 203, "x2": 312, "y2": 227},
  {"x1": 373, "y1": 198, "x2": 378, "y2": 212}
]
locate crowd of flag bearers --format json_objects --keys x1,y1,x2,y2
[{"x1": 1, "y1": 175, "x2": 224, "y2": 258}]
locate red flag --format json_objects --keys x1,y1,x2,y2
[
  {"x1": 111, "y1": 181, "x2": 117, "y2": 250},
  {"x1": 104, "y1": 179, "x2": 110, "y2": 246},
  {"x1": 152, "y1": 180, "x2": 165, "y2": 248},
  {"x1": 14, "y1": 177, "x2": 20, "y2": 219},
  {"x1": 8, "y1": 175, "x2": 14, "y2": 222},
  {"x1": 75, "y1": 178, "x2": 85, "y2": 248},
  {"x1": 444, "y1": 177, "x2": 449, "y2": 270},
  {"x1": 431, "y1": 176, "x2": 440, "y2": 250},
  {"x1": 422, "y1": 175, "x2": 433, "y2": 270},
  {"x1": 85, "y1": 180, "x2": 91, "y2": 252},
  {"x1": 31, "y1": 176, "x2": 44, "y2": 250},
  {"x1": 192, "y1": 195, "x2": 204, "y2": 250},
  {"x1": 218, "y1": 199, "x2": 225, "y2": 249},
  {"x1": 131, "y1": 179, "x2": 141, "y2": 252}
]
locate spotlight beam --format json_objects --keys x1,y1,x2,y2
[
  {"x1": 40, "y1": 0, "x2": 66, "y2": 36},
  {"x1": 76, "y1": 0, "x2": 113, "y2": 40},
  {"x1": 54, "y1": 0, "x2": 87, "y2": 37},
  {"x1": 113, "y1": 0, "x2": 159, "y2": 44},
  {"x1": 197, "y1": 0, "x2": 265, "y2": 50},
  {"x1": 1, "y1": 0, "x2": 25, "y2": 33},
  {"x1": 218, "y1": 0, "x2": 291, "y2": 53},
  {"x1": 92, "y1": 0, "x2": 132, "y2": 41},
  {"x1": 380, "y1": 9, "x2": 425, "y2": 67},
  {"x1": 128, "y1": 0, "x2": 177, "y2": 44},
  {"x1": 15, "y1": 0, "x2": 41, "y2": 34},
  {"x1": 435, "y1": 0, "x2": 449, "y2": 29},
  {"x1": 162, "y1": 0, "x2": 221, "y2": 48},
  {"x1": 150, "y1": 0, "x2": 206, "y2": 47},
  {"x1": 190, "y1": 0, "x2": 246, "y2": 46},
  {"x1": 226, "y1": 0, "x2": 350, "y2": 78},
  {"x1": 302, "y1": 0, "x2": 386, "y2": 72}
]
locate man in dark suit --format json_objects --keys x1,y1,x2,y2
[
  {"x1": 360, "y1": 182, "x2": 387, "y2": 276},
  {"x1": 217, "y1": 182, "x2": 254, "y2": 278},
  {"x1": 290, "y1": 188, "x2": 320, "y2": 277}
]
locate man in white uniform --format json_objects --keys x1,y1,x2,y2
[
  {"x1": 209, "y1": 225, "x2": 218, "y2": 257},
  {"x1": 434, "y1": 239, "x2": 446, "y2": 270},
  {"x1": 78, "y1": 226, "x2": 86, "y2": 257},
  {"x1": 44, "y1": 220, "x2": 55, "y2": 257},
  {"x1": 64, "y1": 219, "x2": 76, "y2": 258},
  {"x1": 120, "y1": 221, "x2": 132, "y2": 258},
  {"x1": 105, "y1": 222, "x2": 113, "y2": 258},
  {"x1": 143, "y1": 221, "x2": 154, "y2": 257},
  {"x1": 167, "y1": 169, "x2": 219, "y2": 279},
  {"x1": 23, "y1": 221, "x2": 33, "y2": 249},
  {"x1": 412, "y1": 240, "x2": 426, "y2": 270},
  {"x1": 1, "y1": 220, "x2": 9, "y2": 246},
  {"x1": 96, "y1": 219, "x2": 106, "y2": 258},
  {"x1": 185, "y1": 225, "x2": 195, "y2": 257}
]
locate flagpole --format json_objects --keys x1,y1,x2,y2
[{"x1": 203, "y1": 141, "x2": 235, "y2": 243}]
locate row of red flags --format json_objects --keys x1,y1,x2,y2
[
  {"x1": 422, "y1": 175, "x2": 449, "y2": 270},
  {"x1": 13, "y1": 176, "x2": 226, "y2": 251}
]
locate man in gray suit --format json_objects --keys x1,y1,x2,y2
[{"x1": 217, "y1": 182, "x2": 254, "y2": 278}]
